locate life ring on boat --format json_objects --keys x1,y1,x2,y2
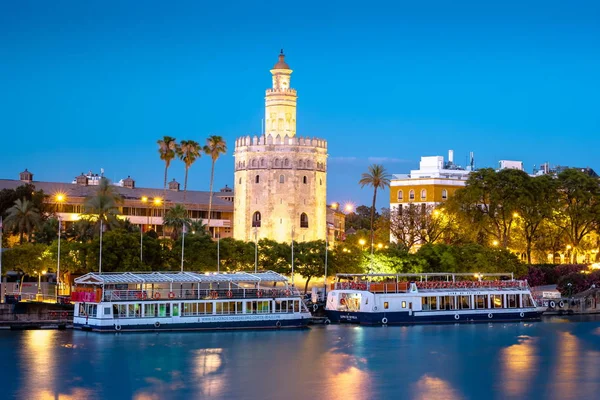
[
  {"x1": 520, "y1": 312, "x2": 525, "y2": 318},
  {"x1": 488, "y1": 313, "x2": 493, "y2": 319},
  {"x1": 285, "y1": 290, "x2": 291, "y2": 297},
  {"x1": 549, "y1": 301, "x2": 556, "y2": 309},
  {"x1": 271, "y1": 289, "x2": 278, "y2": 297},
  {"x1": 257, "y1": 290, "x2": 264, "y2": 298},
  {"x1": 226, "y1": 290, "x2": 233, "y2": 298},
  {"x1": 312, "y1": 304, "x2": 318, "y2": 312},
  {"x1": 154, "y1": 321, "x2": 160, "y2": 328},
  {"x1": 276, "y1": 320, "x2": 282, "y2": 328},
  {"x1": 114, "y1": 324, "x2": 122, "y2": 331},
  {"x1": 359, "y1": 283, "x2": 367, "y2": 291},
  {"x1": 154, "y1": 292, "x2": 161, "y2": 299},
  {"x1": 168, "y1": 292, "x2": 175, "y2": 299},
  {"x1": 324, "y1": 319, "x2": 331, "y2": 325},
  {"x1": 381, "y1": 317, "x2": 388, "y2": 325},
  {"x1": 211, "y1": 291, "x2": 219, "y2": 299},
  {"x1": 50, "y1": 312, "x2": 56, "y2": 318},
  {"x1": 141, "y1": 292, "x2": 148, "y2": 300},
  {"x1": 558, "y1": 301, "x2": 565, "y2": 308},
  {"x1": 454, "y1": 314, "x2": 460, "y2": 320},
  {"x1": 61, "y1": 312, "x2": 68, "y2": 318},
  {"x1": 135, "y1": 292, "x2": 142, "y2": 299},
  {"x1": 373, "y1": 306, "x2": 378, "y2": 311}
]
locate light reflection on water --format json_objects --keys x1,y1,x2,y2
[{"x1": 1, "y1": 316, "x2": 600, "y2": 399}]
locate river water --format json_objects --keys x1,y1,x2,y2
[{"x1": 2, "y1": 316, "x2": 600, "y2": 400}]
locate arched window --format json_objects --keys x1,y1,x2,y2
[
  {"x1": 252, "y1": 159, "x2": 257, "y2": 168},
  {"x1": 303, "y1": 176, "x2": 308, "y2": 184},
  {"x1": 274, "y1": 158, "x2": 281, "y2": 168},
  {"x1": 238, "y1": 177, "x2": 241, "y2": 184},
  {"x1": 279, "y1": 174, "x2": 285, "y2": 183},
  {"x1": 397, "y1": 190, "x2": 403, "y2": 201},
  {"x1": 260, "y1": 158, "x2": 265, "y2": 167},
  {"x1": 252, "y1": 211, "x2": 261, "y2": 227},
  {"x1": 320, "y1": 178, "x2": 322, "y2": 185},
  {"x1": 421, "y1": 189, "x2": 427, "y2": 200},
  {"x1": 255, "y1": 175, "x2": 260, "y2": 183},
  {"x1": 442, "y1": 189, "x2": 448, "y2": 200},
  {"x1": 409, "y1": 190, "x2": 415, "y2": 200},
  {"x1": 284, "y1": 158, "x2": 289, "y2": 167},
  {"x1": 300, "y1": 213, "x2": 309, "y2": 228}
]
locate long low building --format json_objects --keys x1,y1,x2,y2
[{"x1": 0, "y1": 169, "x2": 234, "y2": 238}]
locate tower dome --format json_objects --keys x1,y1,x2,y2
[{"x1": 272, "y1": 50, "x2": 290, "y2": 70}]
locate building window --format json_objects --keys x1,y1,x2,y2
[
  {"x1": 300, "y1": 213, "x2": 309, "y2": 228},
  {"x1": 255, "y1": 175, "x2": 260, "y2": 183},
  {"x1": 397, "y1": 190, "x2": 403, "y2": 201},
  {"x1": 384, "y1": 302, "x2": 389, "y2": 309},
  {"x1": 409, "y1": 190, "x2": 415, "y2": 200},
  {"x1": 284, "y1": 158, "x2": 290, "y2": 167},
  {"x1": 279, "y1": 175, "x2": 285, "y2": 183},
  {"x1": 401, "y1": 301, "x2": 406, "y2": 308},
  {"x1": 252, "y1": 159, "x2": 257, "y2": 168},
  {"x1": 303, "y1": 176, "x2": 307, "y2": 184},
  {"x1": 238, "y1": 177, "x2": 241, "y2": 184},
  {"x1": 320, "y1": 178, "x2": 322, "y2": 185},
  {"x1": 260, "y1": 158, "x2": 265, "y2": 167},
  {"x1": 442, "y1": 189, "x2": 448, "y2": 200},
  {"x1": 252, "y1": 211, "x2": 261, "y2": 227},
  {"x1": 421, "y1": 189, "x2": 426, "y2": 200}
]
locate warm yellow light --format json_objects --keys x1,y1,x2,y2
[
  {"x1": 359, "y1": 239, "x2": 366, "y2": 246},
  {"x1": 344, "y1": 203, "x2": 354, "y2": 213},
  {"x1": 492, "y1": 240, "x2": 499, "y2": 246},
  {"x1": 153, "y1": 198, "x2": 162, "y2": 205},
  {"x1": 433, "y1": 210, "x2": 440, "y2": 216},
  {"x1": 42, "y1": 270, "x2": 47, "y2": 275},
  {"x1": 331, "y1": 202, "x2": 339, "y2": 210},
  {"x1": 141, "y1": 196, "x2": 148, "y2": 203},
  {"x1": 55, "y1": 193, "x2": 65, "y2": 202},
  {"x1": 566, "y1": 245, "x2": 572, "y2": 250},
  {"x1": 513, "y1": 212, "x2": 519, "y2": 218},
  {"x1": 377, "y1": 243, "x2": 383, "y2": 249}
]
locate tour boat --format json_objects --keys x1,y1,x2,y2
[
  {"x1": 324, "y1": 273, "x2": 543, "y2": 325},
  {"x1": 72, "y1": 271, "x2": 311, "y2": 332}
]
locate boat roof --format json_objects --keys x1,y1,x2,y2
[
  {"x1": 74, "y1": 271, "x2": 288, "y2": 285},
  {"x1": 336, "y1": 272, "x2": 516, "y2": 279}
]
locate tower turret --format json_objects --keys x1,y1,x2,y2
[{"x1": 265, "y1": 50, "x2": 297, "y2": 137}]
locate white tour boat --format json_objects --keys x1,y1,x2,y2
[
  {"x1": 72, "y1": 271, "x2": 311, "y2": 332},
  {"x1": 325, "y1": 273, "x2": 544, "y2": 325}
]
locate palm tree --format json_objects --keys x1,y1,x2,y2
[
  {"x1": 83, "y1": 177, "x2": 122, "y2": 233},
  {"x1": 203, "y1": 135, "x2": 227, "y2": 231},
  {"x1": 157, "y1": 136, "x2": 178, "y2": 214},
  {"x1": 163, "y1": 204, "x2": 191, "y2": 240},
  {"x1": 5, "y1": 198, "x2": 42, "y2": 243},
  {"x1": 359, "y1": 164, "x2": 391, "y2": 252},
  {"x1": 190, "y1": 220, "x2": 209, "y2": 235},
  {"x1": 176, "y1": 140, "x2": 201, "y2": 202}
]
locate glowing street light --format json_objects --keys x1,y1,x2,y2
[
  {"x1": 377, "y1": 243, "x2": 383, "y2": 249},
  {"x1": 492, "y1": 240, "x2": 499, "y2": 247},
  {"x1": 359, "y1": 238, "x2": 366, "y2": 252},
  {"x1": 513, "y1": 212, "x2": 519, "y2": 218},
  {"x1": 36, "y1": 270, "x2": 47, "y2": 295},
  {"x1": 344, "y1": 203, "x2": 355, "y2": 213}
]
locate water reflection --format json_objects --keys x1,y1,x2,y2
[
  {"x1": 499, "y1": 335, "x2": 538, "y2": 398},
  {"x1": 547, "y1": 332, "x2": 579, "y2": 399},
  {"x1": 194, "y1": 348, "x2": 225, "y2": 397},
  {"x1": 412, "y1": 375, "x2": 464, "y2": 400},
  {"x1": 320, "y1": 351, "x2": 371, "y2": 400}
]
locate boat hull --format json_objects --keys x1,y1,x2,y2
[
  {"x1": 325, "y1": 309, "x2": 542, "y2": 325},
  {"x1": 74, "y1": 317, "x2": 310, "y2": 332}
]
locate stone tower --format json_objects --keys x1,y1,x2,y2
[{"x1": 233, "y1": 51, "x2": 328, "y2": 243}]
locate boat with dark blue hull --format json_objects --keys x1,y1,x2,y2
[
  {"x1": 72, "y1": 271, "x2": 311, "y2": 332},
  {"x1": 325, "y1": 273, "x2": 544, "y2": 326}
]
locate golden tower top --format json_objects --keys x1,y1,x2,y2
[{"x1": 265, "y1": 50, "x2": 297, "y2": 137}]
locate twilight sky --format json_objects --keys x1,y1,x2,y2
[{"x1": 1, "y1": 1, "x2": 599, "y2": 209}]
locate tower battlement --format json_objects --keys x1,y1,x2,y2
[{"x1": 234, "y1": 134, "x2": 327, "y2": 150}]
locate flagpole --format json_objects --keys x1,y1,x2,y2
[
  {"x1": 99, "y1": 219, "x2": 103, "y2": 274},
  {"x1": 57, "y1": 218, "x2": 61, "y2": 300},
  {"x1": 180, "y1": 222, "x2": 186, "y2": 273},
  {"x1": 291, "y1": 226, "x2": 295, "y2": 289},
  {"x1": 217, "y1": 227, "x2": 220, "y2": 273},
  {"x1": 140, "y1": 224, "x2": 143, "y2": 263}
]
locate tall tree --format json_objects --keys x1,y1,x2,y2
[
  {"x1": 176, "y1": 140, "x2": 201, "y2": 202},
  {"x1": 163, "y1": 204, "x2": 191, "y2": 240},
  {"x1": 5, "y1": 198, "x2": 42, "y2": 243},
  {"x1": 157, "y1": 136, "x2": 178, "y2": 215},
  {"x1": 554, "y1": 169, "x2": 600, "y2": 262},
  {"x1": 203, "y1": 135, "x2": 227, "y2": 231},
  {"x1": 83, "y1": 177, "x2": 122, "y2": 233},
  {"x1": 359, "y1": 164, "x2": 391, "y2": 253}
]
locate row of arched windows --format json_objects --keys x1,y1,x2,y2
[
  {"x1": 396, "y1": 189, "x2": 448, "y2": 201},
  {"x1": 255, "y1": 175, "x2": 310, "y2": 184},
  {"x1": 236, "y1": 158, "x2": 325, "y2": 170},
  {"x1": 251, "y1": 212, "x2": 309, "y2": 228}
]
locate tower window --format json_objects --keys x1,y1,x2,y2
[
  {"x1": 421, "y1": 189, "x2": 427, "y2": 200},
  {"x1": 252, "y1": 211, "x2": 261, "y2": 227},
  {"x1": 397, "y1": 190, "x2": 403, "y2": 201},
  {"x1": 239, "y1": 177, "x2": 241, "y2": 184},
  {"x1": 255, "y1": 175, "x2": 260, "y2": 183},
  {"x1": 284, "y1": 158, "x2": 290, "y2": 167},
  {"x1": 442, "y1": 189, "x2": 448, "y2": 200},
  {"x1": 279, "y1": 175, "x2": 285, "y2": 183},
  {"x1": 300, "y1": 213, "x2": 309, "y2": 228},
  {"x1": 303, "y1": 176, "x2": 308, "y2": 184},
  {"x1": 409, "y1": 190, "x2": 415, "y2": 200}
]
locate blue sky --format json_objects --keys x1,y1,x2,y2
[{"x1": 1, "y1": 1, "x2": 599, "y2": 209}]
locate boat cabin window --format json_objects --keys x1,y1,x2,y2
[
  {"x1": 401, "y1": 301, "x2": 406, "y2": 308},
  {"x1": 247, "y1": 300, "x2": 270, "y2": 314},
  {"x1": 159, "y1": 303, "x2": 170, "y2": 317},
  {"x1": 338, "y1": 294, "x2": 361, "y2": 311},
  {"x1": 507, "y1": 294, "x2": 517, "y2": 308},
  {"x1": 79, "y1": 303, "x2": 98, "y2": 318},
  {"x1": 491, "y1": 295, "x2": 503, "y2": 308},
  {"x1": 439, "y1": 296, "x2": 455, "y2": 310},
  {"x1": 523, "y1": 295, "x2": 534, "y2": 308},
  {"x1": 476, "y1": 295, "x2": 488, "y2": 309},
  {"x1": 172, "y1": 304, "x2": 180, "y2": 317},
  {"x1": 128, "y1": 304, "x2": 141, "y2": 318},
  {"x1": 459, "y1": 296, "x2": 471, "y2": 309},
  {"x1": 384, "y1": 302, "x2": 389, "y2": 309},
  {"x1": 104, "y1": 307, "x2": 111, "y2": 316},
  {"x1": 422, "y1": 296, "x2": 437, "y2": 311}
]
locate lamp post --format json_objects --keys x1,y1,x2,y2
[
  {"x1": 141, "y1": 196, "x2": 148, "y2": 263},
  {"x1": 254, "y1": 226, "x2": 258, "y2": 273},
  {"x1": 55, "y1": 194, "x2": 65, "y2": 299},
  {"x1": 180, "y1": 222, "x2": 186, "y2": 273},
  {"x1": 216, "y1": 227, "x2": 220, "y2": 273},
  {"x1": 359, "y1": 238, "x2": 366, "y2": 252},
  {"x1": 153, "y1": 197, "x2": 162, "y2": 235},
  {"x1": 36, "y1": 270, "x2": 47, "y2": 295},
  {"x1": 99, "y1": 219, "x2": 103, "y2": 274}
]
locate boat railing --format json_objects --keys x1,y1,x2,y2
[
  {"x1": 101, "y1": 287, "x2": 299, "y2": 302},
  {"x1": 333, "y1": 280, "x2": 529, "y2": 292}
]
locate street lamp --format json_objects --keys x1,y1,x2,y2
[
  {"x1": 36, "y1": 270, "x2": 47, "y2": 295},
  {"x1": 492, "y1": 240, "x2": 499, "y2": 247},
  {"x1": 377, "y1": 243, "x2": 383, "y2": 250},
  {"x1": 359, "y1": 238, "x2": 366, "y2": 252},
  {"x1": 344, "y1": 203, "x2": 355, "y2": 214},
  {"x1": 140, "y1": 196, "x2": 149, "y2": 263},
  {"x1": 54, "y1": 194, "x2": 65, "y2": 300},
  {"x1": 153, "y1": 197, "x2": 162, "y2": 235}
]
